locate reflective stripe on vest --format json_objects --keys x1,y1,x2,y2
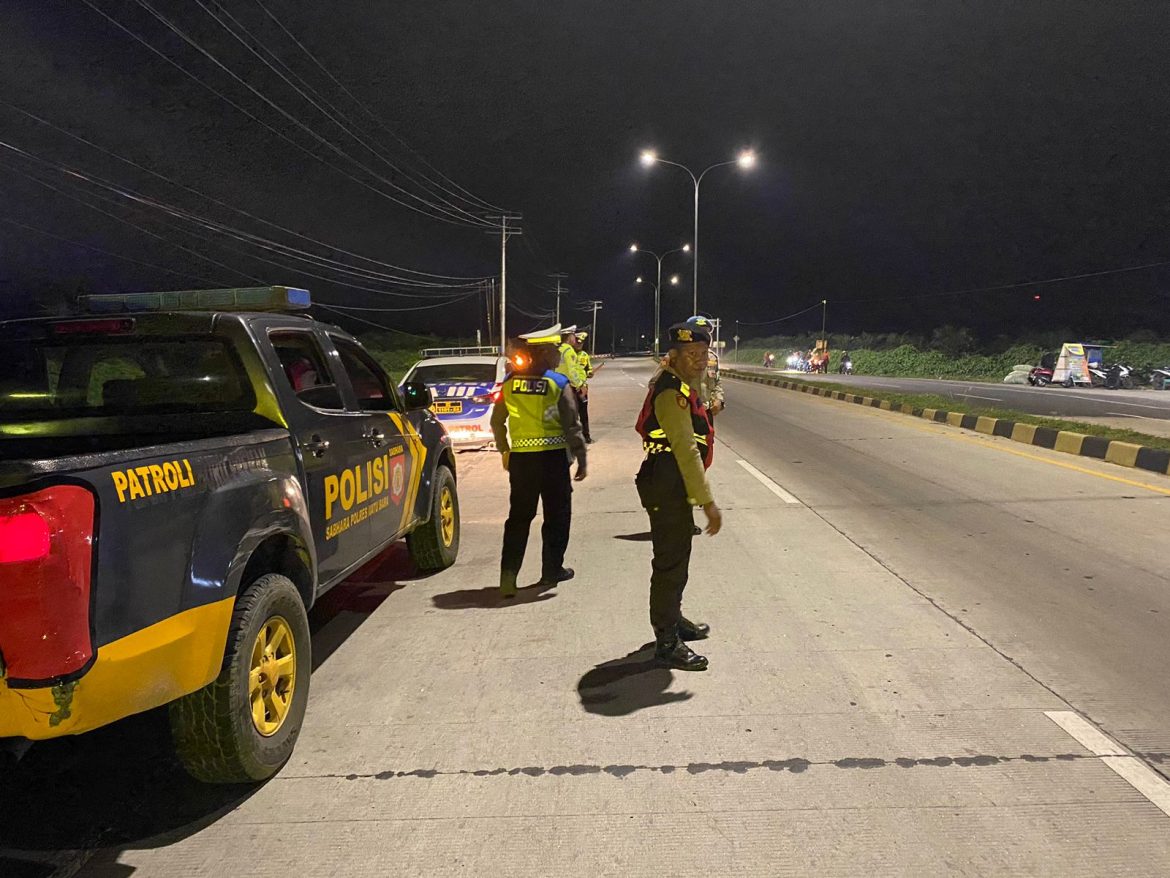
[{"x1": 635, "y1": 371, "x2": 714, "y2": 469}]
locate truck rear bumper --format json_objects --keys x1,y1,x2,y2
[{"x1": 0, "y1": 596, "x2": 234, "y2": 739}]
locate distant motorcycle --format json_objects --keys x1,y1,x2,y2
[
  {"x1": 1027, "y1": 366, "x2": 1053, "y2": 386},
  {"x1": 1094, "y1": 362, "x2": 1135, "y2": 390},
  {"x1": 1152, "y1": 366, "x2": 1170, "y2": 390},
  {"x1": 839, "y1": 357, "x2": 854, "y2": 375}
]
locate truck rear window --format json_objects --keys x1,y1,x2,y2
[{"x1": 2, "y1": 336, "x2": 255, "y2": 418}]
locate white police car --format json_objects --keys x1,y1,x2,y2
[{"x1": 400, "y1": 354, "x2": 508, "y2": 445}]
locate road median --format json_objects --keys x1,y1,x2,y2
[{"x1": 724, "y1": 369, "x2": 1170, "y2": 477}]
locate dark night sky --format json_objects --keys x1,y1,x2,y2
[{"x1": 2, "y1": 0, "x2": 1170, "y2": 343}]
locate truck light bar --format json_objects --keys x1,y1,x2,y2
[{"x1": 80, "y1": 286, "x2": 312, "y2": 314}]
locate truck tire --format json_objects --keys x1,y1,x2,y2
[
  {"x1": 407, "y1": 464, "x2": 459, "y2": 571},
  {"x1": 169, "y1": 573, "x2": 311, "y2": 784}
]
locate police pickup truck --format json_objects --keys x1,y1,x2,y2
[{"x1": 0, "y1": 287, "x2": 459, "y2": 783}]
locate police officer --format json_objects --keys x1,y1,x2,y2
[
  {"x1": 635, "y1": 321, "x2": 722, "y2": 670},
  {"x1": 491, "y1": 324, "x2": 588, "y2": 598},
  {"x1": 576, "y1": 331, "x2": 594, "y2": 443},
  {"x1": 650, "y1": 316, "x2": 724, "y2": 416}
]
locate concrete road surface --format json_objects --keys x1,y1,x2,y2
[
  {"x1": 6, "y1": 358, "x2": 1170, "y2": 877},
  {"x1": 731, "y1": 363, "x2": 1170, "y2": 432}
]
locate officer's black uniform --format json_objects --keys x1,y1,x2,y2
[{"x1": 634, "y1": 322, "x2": 718, "y2": 670}]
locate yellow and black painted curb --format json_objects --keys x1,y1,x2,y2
[{"x1": 724, "y1": 369, "x2": 1170, "y2": 478}]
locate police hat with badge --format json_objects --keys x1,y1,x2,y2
[{"x1": 666, "y1": 319, "x2": 712, "y2": 347}]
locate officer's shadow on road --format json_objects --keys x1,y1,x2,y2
[
  {"x1": 577, "y1": 644, "x2": 693, "y2": 716},
  {"x1": 431, "y1": 581, "x2": 557, "y2": 609}
]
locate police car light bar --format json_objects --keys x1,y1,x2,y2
[{"x1": 80, "y1": 286, "x2": 312, "y2": 314}]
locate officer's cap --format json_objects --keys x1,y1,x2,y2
[
  {"x1": 666, "y1": 321, "x2": 711, "y2": 347},
  {"x1": 685, "y1": 315, "x2": 712, "y2": 329},
  {"x1": 519, "y1": 323, "x2": 562, "y2": 345},
  {"x1": 576, "y1": 331, "x2": 588, "y2": 341},
  {"x1": 559, "y1": 324, "x2": 577, "y2": 336}
]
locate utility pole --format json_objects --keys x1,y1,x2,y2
[
  {"x1": 549, "y1": 273, "x2": 568, "y2": 324},
  {"x1": 821, "y1": 299, "x2": 828, "y2": 339},
  {"x1": 583, "y1": 300, "x2": 604, "y2": 356},
  {"x1": 490, "y1": 216, "x2": 522, "y2": 355},
  {"x1": 485, "y1": 279, "x2": 494, "y2": 346}
]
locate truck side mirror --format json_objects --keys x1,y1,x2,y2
[{"x1": 401, "y1": 381, "x2": 433, "y2": 411}]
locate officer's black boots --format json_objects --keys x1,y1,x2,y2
[
  {"x1": 655, "y1": 628, "x2": 708, "y2": 671},
  {"x1": 540, "y1": 567, "x2": 575, "y2": 586},
  {"x1": 678, "y1": 617, "x2": 710, "y2": 640},
  {"x1": 500, "y1": 570, "x2": 518, "y2": 598}
]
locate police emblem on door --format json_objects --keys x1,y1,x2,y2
[{"x1": 391, "y1": 456, "x2": 406, "y2": 504}]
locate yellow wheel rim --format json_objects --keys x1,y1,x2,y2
[
  {"x1": 248, "y1": 616, "x2": 297, "y2": 737},
  {"x1": 440, "y1": 486, "x2": 456, "y2": 547}
]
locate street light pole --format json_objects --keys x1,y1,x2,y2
[
  {"x1": 640, "y1": 150, "x2": 756, "y2": 314},
  {"x1": 630, "y1": 242, "x2": 689, "y2": 357}
]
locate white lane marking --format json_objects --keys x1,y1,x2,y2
[
  {"x1": 736, "y1": 460, "x2": 801, "y2": 505},
  {"x1": 954, "y1": 393, "x2": 1002, "y2": 401},
  {"x1": 1045, "y1": 710, "x2": 1170, "y2": 818},
  {"x1": 1046, "y1": 394, "x2": 1170, "y2": 411}
]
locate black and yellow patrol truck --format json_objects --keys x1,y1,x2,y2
[{"x1": 0, "y1": 287, "x2": 460, "y2": 782}]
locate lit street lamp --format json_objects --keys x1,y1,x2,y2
[
  {"x1": 640, "y1": 148, "x2": 756, "y2": 313},
  {"x1": 630, "y1": 242, "x2": 690, "y2": 356}
]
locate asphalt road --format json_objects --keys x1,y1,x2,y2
[
  {"x1": 730, "y1": 362, "x2": 1170, "y2": 423},
  {"x1": 5, "y1": 358, "x2": 1170, "y2": 877}
]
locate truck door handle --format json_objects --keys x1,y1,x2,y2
[
  {"x1": 366, "y1": 428, "x2": 386, "y2": 447},
  {"x1": 305, "y1": 435, "x2": 330, "y2": 458}
]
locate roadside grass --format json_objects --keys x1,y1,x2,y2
[{"x1": 726, "y1": 371, "x2": 1170, "y2": 453}]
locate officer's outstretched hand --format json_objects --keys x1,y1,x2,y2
[
  {"x1": 702, "y1": 501, "x2": 722, "y2": 536},
  {"x1": 501, "y1": 451, "x2": 510, "y2": 472},
  {"x1": 573, "y1": 462, "x2": 588, "y2": 482}
]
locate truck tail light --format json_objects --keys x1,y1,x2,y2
[{"x1": 0, "y1": 486, "x2": 96, "y2": 684}]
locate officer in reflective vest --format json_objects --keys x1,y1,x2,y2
[
  {"x1": 576, "y1": 331, "x2": 594, "y2": 444},
  {"x1": 635, "y1": 321, "x2": 722, "y2": 670},
  {"x1": 491, "y1": 324, "x2": 588, "y2": 598}
]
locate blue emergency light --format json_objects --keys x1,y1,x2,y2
[{"x1": 80, "y1": 286, "x2": 312, "y2": 314}]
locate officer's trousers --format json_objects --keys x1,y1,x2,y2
[
  {"x1": 636, "y1": 458, "x2": 696, "y2": 637},
  {"x1": 501, "y1": 449, "x2": 572, "y2": 581},
  {"x1": 646, "y1": 500, "x2": 695, "y2": 635},
  {"x1": 577, "y1": 388, "x2": 591, "y2": 441}
]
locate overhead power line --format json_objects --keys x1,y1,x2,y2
[
  {"x1": 0, "y1": 215, "x2": 229, "y2": 287},
  {"x1": 744, "y1": 257, "x2": 1170, "y2": 325},
  {"x1": 0, "y1": 139, "x2": 491, "y2": 297},
  {"x1": 251, "y1": 0, "x2": 503, "y2": 214},
  {"x1": 738, "y1": 300, "x2": 823, "y2": 327},
  {"x1": 0, "y1": 158, "x2": 264, "y2": 285},
  {"x1": 189, "y1": 0, "x2": 493, "y2": 227},
  {"x1": 837, "y1": 258, "x2": 1170, "y2": 304},
  {"x1": 313, "y1": 304, "x2": 454, "y2": 340},
  {"x1": 79, "y1": 0, "x2": 500, "y2": 230},
  {"x1": 0, "y1": 100, "x2": 490, "y2": 281},
  {"x1": 318, "y1": 292, "x2": 482, "y2": 313},
  {"x1": 132, "y1": 0, "x2": 495, "y2": 228}
]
